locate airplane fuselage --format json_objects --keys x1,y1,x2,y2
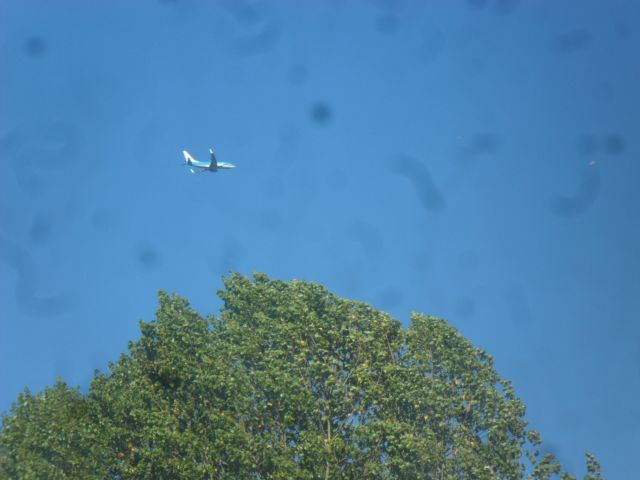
[
  {"x1": 183, "y1": 149, "x2": 236, "y2": 172},
  {"x1": 189, "y1": 160, "x2": 236, "y2": 170}
]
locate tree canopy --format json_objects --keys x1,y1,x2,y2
[{"x1": 0, "y1": 272, "x2": 603, "y2": 479}]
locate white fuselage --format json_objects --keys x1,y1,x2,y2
[
  {"x1": 190, "y1": 160, "x2": 236, "y2": 170},
  {"x1": 183, "y1": 150, "x2": 236, "y2": 171}
]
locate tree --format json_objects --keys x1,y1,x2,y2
[
  {"x1": 0, "y1": 381, "x2": 106, "y2": 479},
  {"x1": 0, "y1": 272, "x2": 604, "y2": 479}
]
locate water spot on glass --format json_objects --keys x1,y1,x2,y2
[
  {"x1": 495, "y1": 0, "x2": 518, "y2": 14},
  {"x1": 577, "y1": 134, "x2": 599, "y2": 156},
  {"x1": 136, "y1": 244, "x2": 161, "y2": 271},
  {"x1": 391, "y1": 154, "x2": 445, "y2": 213},
  {"x1": 222, "y1": 0, "x2": 264, "y2": 26},
  {"x1": 310, "y1": 102, "x2": 333, "y2": 126},
  {"x1": 469, "y1": 133, "x2": 501, "y2": 155},
  {"x1": 351, "y1": 221, "x2": 385, "y2": 261},
  {"x1": 457, "y1": 133, "x2": 502, "y2": 164},
  {"x1": 233, "y1": 23, "x2": 282, "y2": 55},
  {"x1": 368, "y1": 0, "x2": 403, "y2": 12},
  {"x1": 23, "y1": 36, "x2": 47, "y2": 58},
  {"x1": 0, "y1": 235, "x2": 73, "y2": 316},
  {"x1": 466, "y1": 0, "x2": 489, "y2": 8},
  {"x1": 553, "y1": 29, "x2": 592, "y2": 53},
  {"x1": 218, "y1": 237, "x2": 244, "y2": 273},
  {"x1": 7, "y1": 121, "x2": 81, "y2": 193},
  {"x1": 603, "y1": 134, "x2": 625, "y2": 155},
  {"x1": 421, "y1": 26, "x2": 446, "y2": 63},
  {"x1": 376, "y1": 15, "x2": 398, "y2": 35},
  {"x1": 551, "y1": 168, "x2": 600, "y2": 217},
  {"x1": 29, "y1": 212, "x2": 53, "y2": 245}
]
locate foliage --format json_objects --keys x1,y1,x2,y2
[
  {"x1": 0, "y1": 381, "x2": 106, "y2": 479},
  {"x1": 0, "y1": 272, "x2": 604, "y2": 479}
]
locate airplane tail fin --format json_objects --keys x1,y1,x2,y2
[{"x1": 182, "y1": 150, "x2": 194, "y2": 165}]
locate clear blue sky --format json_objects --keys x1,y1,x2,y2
[{"x1": 1, "y1": 1, "x2": 638, "y2": 477}]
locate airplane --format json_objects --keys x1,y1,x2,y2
[{"x1": 182, "y1": 148, "x2": 236, "y2": 173}]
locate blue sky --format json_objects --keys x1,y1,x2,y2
[{"x1": 1, "y1": 0, "x2": 638, "y2": 477}]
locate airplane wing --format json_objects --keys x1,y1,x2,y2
[{"x1": 209, "y1": 148, "x2": 218, "y2": 172}]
